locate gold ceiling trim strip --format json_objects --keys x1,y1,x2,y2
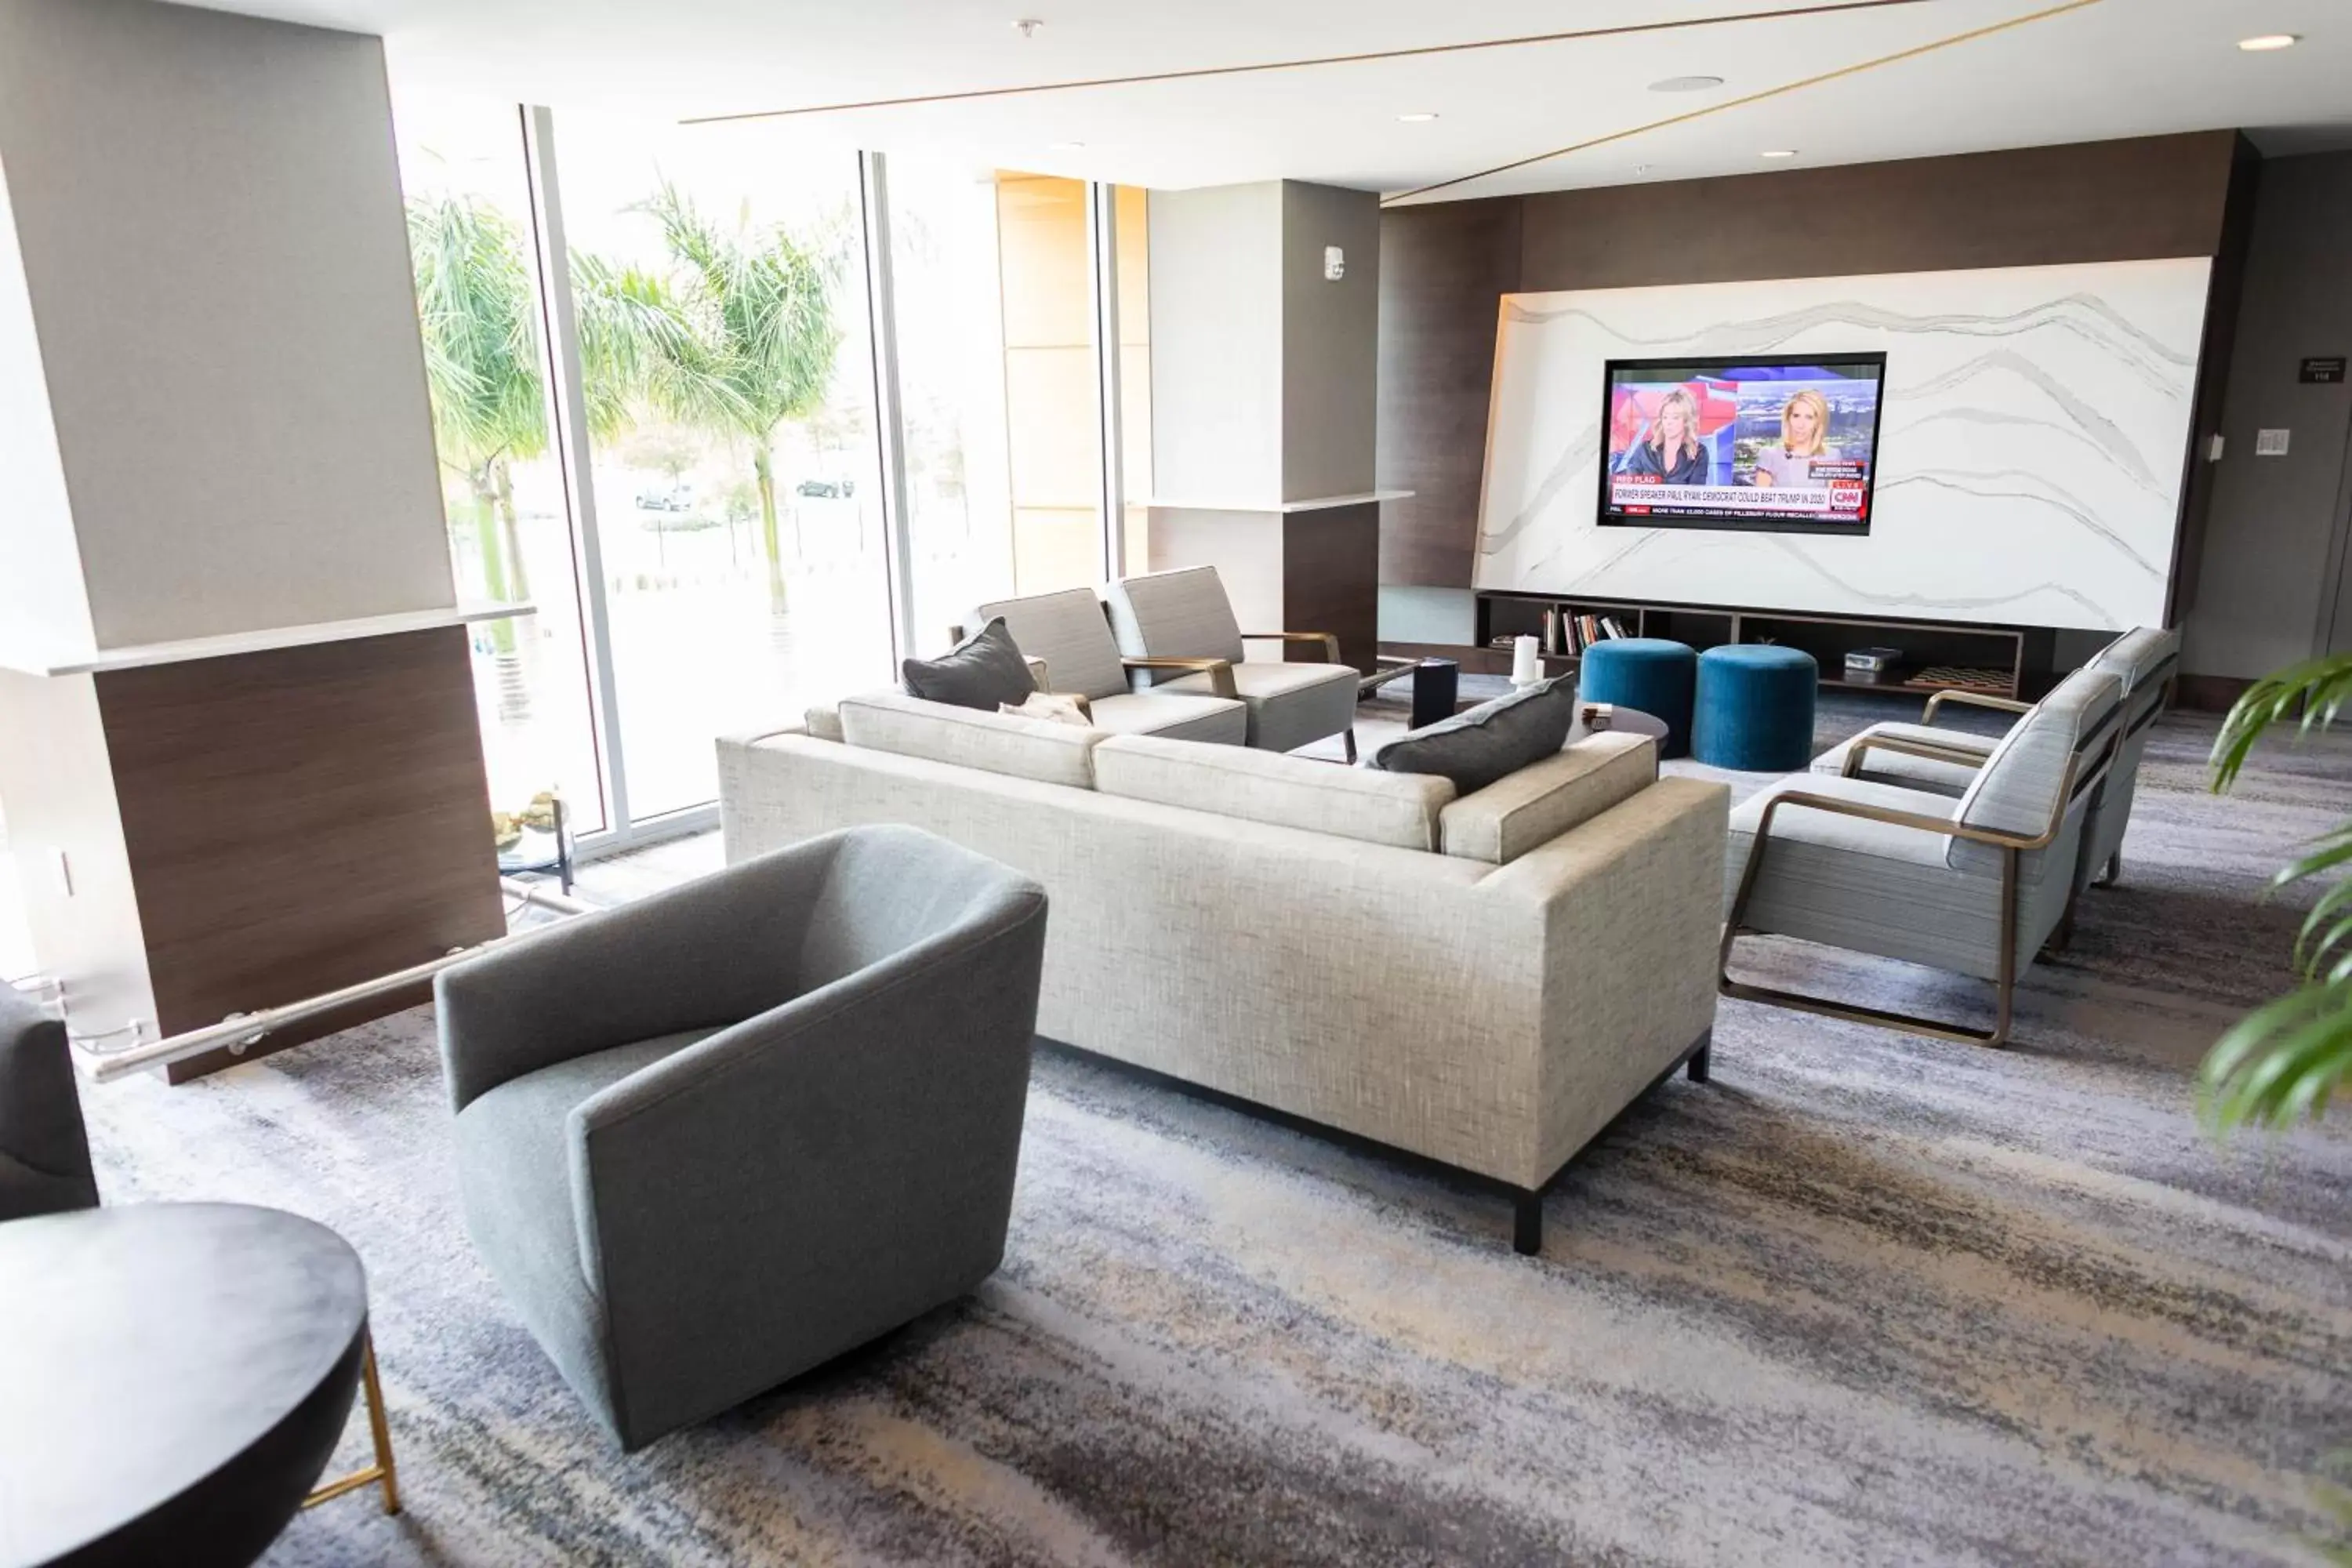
[
  {"x1": 1381, "y1": 0, "x2": 2103, "y2": 205},
  {"x1": 680, "y1": 1, "x2": 1934, "y2": 127}
]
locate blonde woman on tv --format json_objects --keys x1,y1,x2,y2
[
  {"x1": 1748, "y1": 389, "x2": 1832, "y2": 488},
  {"x1": 1619, "y1": 387, "x2": 1711, "y2": 485}
]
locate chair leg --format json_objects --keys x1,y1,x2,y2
[
  {"x1": 1341, "y1": 728, "x2": 1358, "y2": 765},
  {"x1": 1512, "y1": 1189, "x2": 1544, "y2": 1255},
  {"x1": 2099, "y1": 850, "x2": 2122, "y2": 887},
  {"x1": 1686, "y1": 1041, "x2": 1711, "y2": 1083},
  {"x1": 306, "y1": 1327, "x2": 401, "y2": 1515}
]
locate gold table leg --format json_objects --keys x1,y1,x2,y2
[{"x1": 303, "y1": 1327, "x2": 401, "y2": 1515}]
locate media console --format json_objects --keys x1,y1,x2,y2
[{"x1": 1468, "y1": 591, "x2": 2059, "y2": 700}]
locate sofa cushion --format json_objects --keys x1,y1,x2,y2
[
  {"x1": 901, "y1": 616, "x2": 1036, "y2": 710},
  {"x1": 837, "y1": 691, "x2": 1104, "y2": 789},
  {"x1": 1094, "y1": 735, "x2": 1454, "y2": 851},
  {"x1": 1439, "y1": 731, "x2": 1657, "y2": 865},
  {"x1": 1086, "y1": 691, "x2": 1249, "y2": 746},
  {"x1": 804, "y1": 703, "x2": 845, "y2": 742},
  {"x1": 1163, "y1": 660, "x2": 1359, "y2": 753},
  {"x1": 1369, "y1": 673, "x2": 1579, "y2": 793}
]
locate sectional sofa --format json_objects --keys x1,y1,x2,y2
[{"x1": 719, "y1": 691, "x2": 1730, "y2": 1252}]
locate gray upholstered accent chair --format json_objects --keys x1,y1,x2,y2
[
  {"x1": 0, "y1": 983, "x2": 99, "y2": 1222},
  {"x1": 1810, "y1": 626, "x2": 2178, "y2": 891},
  {"x1": 1723, "y1": 665, "x2": 2125, "y2": 1047},
  {"x1": 436, "y1": 825, "x2": 1050, "y2": 1451},
  {"x1": 969, "y1": 586, "x2": 1247, "y2": 745},
  {"x1": 1105, "y1": 566, "x2": 1361, "y2": 760}
]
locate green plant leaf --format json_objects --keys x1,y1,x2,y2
[{"x1": 2200, "y1": 985, "x2": 2352, "y2": 1134}]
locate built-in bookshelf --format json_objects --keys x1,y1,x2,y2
[{"x1": 1471, "y1": 591, "x2": 2057, "y2": 699}]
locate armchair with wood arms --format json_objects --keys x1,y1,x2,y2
[
  {"x1": 1104, "y1": 565, "x2": 1361, "y2": 761},
  {"x1": 964, "y1": 588, "x2": 1249, "y2": 745},
  {"x1": 1720, "y1": 665, "x2": 2125, "y2": 1047}
]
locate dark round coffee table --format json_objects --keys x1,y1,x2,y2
[{"x1": 0, "y1": 1203, "x2": 395, "y2": 1568}]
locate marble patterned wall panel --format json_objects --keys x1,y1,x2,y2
[{"x1": 1473, "y1": 258, "x2": 2212, "y2": 630}]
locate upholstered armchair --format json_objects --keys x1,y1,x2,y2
[
  {"x1": 0, "y1": 983, "x2": 98, "y2": 1221},
  {"x1": 1105, "y1": 566, "x2": 1361, "y2": 760},
  {"x1": 1722, "y1": 666, "x2": 2124, "y2": 1047},
  {"x1": 436, "y1": 826, "x2": 1049, "y2": 1450},
  {"x1": 969, "y1": 586, "x2": 1247, "y2": 744},
  {"x1": 1811, "y1": 627, "x2": 2178, "y2": 890}
]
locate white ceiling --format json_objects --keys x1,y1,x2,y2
[{"x1": 186, "y1": 0, "x2": 2352, "y2": 201}]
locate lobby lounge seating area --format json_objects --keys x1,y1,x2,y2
[{"x1": 3, "y1": 1, "x2": 2350, "y2": 1563}]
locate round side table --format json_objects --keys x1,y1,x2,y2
[{"x1": 0, "y1": 1203, "x2": 397, "y2": 1568}]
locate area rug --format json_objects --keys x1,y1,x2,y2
[{"x1": 76, "y1": 706, "x2": 2352, "y2": 1566}]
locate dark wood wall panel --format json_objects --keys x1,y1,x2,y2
[
  {"x1": 96, "y1": 626, "x2": 504, "y2": 1080},
  {"x1": 1377, "y1": 132, "x2": 2246, "y2": 594},
  {"x1": 1517, "y1": 132, "x2": 2238, "y2": 291},
  {"x1": 1377, "y1": 198, "x2": 1520, "y2": 588},
  {"x1": 1284, "y1": 503, "x2": 1381, "y2": 672}
]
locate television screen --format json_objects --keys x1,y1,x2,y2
[{"x1": 1597, "y1": 354, "x2": 1887, "y2": 535}]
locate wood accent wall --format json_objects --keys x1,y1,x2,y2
[
  {"x1": 93, "y1": 626, "x2": 503, "y2": 1080},
  {"x1": 1377, "y1": 131, "x2": 2250, "y2": 591},
  {"x1": 1283, "y1": 503, "x2": 1381, "y2": 670}
]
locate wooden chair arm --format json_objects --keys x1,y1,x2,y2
[
  {"x1": 1242, "y1": 630, "x2": 1343, "y2": 664},
  {"x1": 1842, "y1": 734, "x2": 1993, "y2": 779},
  {"x1": 1922, "y1": 689, "x2": 2032, "y2": 724},
  {"x1": 1123, "y1": 655, "x2": 1237, "y2": 699}
]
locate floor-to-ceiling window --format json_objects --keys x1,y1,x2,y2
[
  {"x1": 551, "y1": 114, "x2": 895, "y2": 821},
  {"x1": 390, "y1": 95, "x2": 608, "y2": 833},
  {"x1": 392, "y1": 95, "x2": 1151, "y2": 853}
]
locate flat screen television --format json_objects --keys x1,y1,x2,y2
[{"x1": 1597, "y1": 354, "x2": 1887, "y2": 535}]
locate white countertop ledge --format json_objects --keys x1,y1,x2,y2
[
  {"x1": 1142, "y1": 489, "x2": 1414, "y2": 514},
  {"x1": 15, "y1": 602, "x2": 538, "y2": 677}
]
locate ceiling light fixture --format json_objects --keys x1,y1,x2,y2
[
  {"x1": 1397, "y1": 111, "x2": 1440, "y2": 122},
  {"x1": 1047, "y1": 140, "x2": 1086, "y2": 151},
  {"x1": 1649, "y1": 74, "x2": 1726, "y2": 92},
  {"x1": 2237, "y1": 32, "x2": 2299, "y2": 50},
  {"x1": 1013, "y1": 16, "x2": 1044, "y2": 38},
  {"x1": 1759, "y1": 147, "x2": 1799, "y2": 158}
]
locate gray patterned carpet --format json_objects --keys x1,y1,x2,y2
[{"x1": 77, "y1": 697, "x2": 2352, "y2": 1566}]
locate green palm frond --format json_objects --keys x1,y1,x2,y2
[
  {"x1": 405, "y1": 191, "x2": 547, "y2": 477},
  {"x1": 2204, "y1": 651, "x2": 2352, "y2": 1135}
]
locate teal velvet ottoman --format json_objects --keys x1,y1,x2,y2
[
  {"x1": 1577, "y1": 637, "x2": 1697, "y2": 758},
  {"x1": 1693, "y1": 644, "x2": 1818, "y2": 770}
]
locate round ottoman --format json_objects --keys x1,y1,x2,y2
[
  {"x1": 1578, "y1": 637, "x2": 1697, "y2": 758},
  {"x1": 1693, "y1": 644, "x2": 1819, "y2": 770}
]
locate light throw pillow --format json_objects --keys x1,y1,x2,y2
[
  {"x1": 1369, "y1": 673, "x2": 1581, "y2": 794},
  {"x1": 1001, "y1": 691, "x2": 1091, "y2": 728},
  {"x1": 901, "y1": 617, "x2": 1036, "y2": 711}
]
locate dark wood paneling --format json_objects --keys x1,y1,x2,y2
[
  {"x1": 1284, "y1": 503, "x2": 1381, "y2": 672},
  {"x1": 1517, "y1": 132, "x2": 2241, "y2": 291},
  {"x1": 1378, "y1": 132, "x2": 2246, "y2": 597},
  {"x1": 1377, "y1": 198, "x2": 1520, "y2": 588},
  {"x1": 96, "y1": 626, "x2": 503, "y2": 1080},
  {"x1": 2173, "y1": 673, "x2": 2253, "y2": 713}
]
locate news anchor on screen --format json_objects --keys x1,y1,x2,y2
[
  {"x1": 1618, "y1": 387, "x2": 1711, "y2": 485},
  {"x1": 1746, "y1": 389, "x2": 1833, "y2": 488}
]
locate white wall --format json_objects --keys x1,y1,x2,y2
[
  {"x1": 1475, "y1": 259, "x2": 2212, "y2": 631},
  {"x1": 0, "y1": 154, "x2": 93, "y2": 672},
  {"x1": 1149, "y1": 183, "x2": 1283, "y2": 506},
  {"x1": 0, "y1": 0, "x2": 453, "y2": 654}
]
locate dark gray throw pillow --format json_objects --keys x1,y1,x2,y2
[
  {"x1": 902, "y1": 617, "x2": 1036, "y2": 710},
  {"x1": 1369, "y1": 674, "x2": 1580, "y2": 793}
]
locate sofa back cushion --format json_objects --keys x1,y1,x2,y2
[
  {"x1": 1438, "y1": 731, "x2": 1657, "y2": 864},
  {"x1": 1369, "y1": 673, "x2": 1581, "y2": 794},
  {"x1": 1105, "y1": 567, "x2": 1245, "y2": 687},
  {"x1": 837, "y1": 691, "x2": 1104, "y2": 789},
  {"x1": 971, "y1": 588, "x2": 1129, "y2": 701},
  {"x1": 1093, "y1": 735, "x2": 1454, "y2": 851}
]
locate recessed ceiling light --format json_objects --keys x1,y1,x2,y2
[
  {"x1": 1397, "y1": 112, "x2": 1440, "y2": 122},
  {"x1": 1760, "y1": 148, "x2": 1799, "y2": 159},
  {"x1": 2237, "y1": 32, "x2": 2299, "y2": 50},
  {"x1": 1047, "y1": 140, "x2": 1086, "y2": 151},
  {"x1": 1649, "y1": 75, "x2": 1725, "y2": 93}
]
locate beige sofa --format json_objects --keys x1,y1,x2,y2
[{"x1": 718, "y1": 692, "x2": 1730, "y2": 1253}]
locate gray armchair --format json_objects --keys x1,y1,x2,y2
[
  {"x1": 0, "y1": 983, "x2": 98, "y2": 1221},
  {"x1": 436, "y1": 825, "x2": 1049, "y2": 1450},
  {"x1": 1106, "y1": 565, "x2": 1361, "y2": 759},
  {"x1": 969, "y1": 586, "x2": 1247, "y2": 743}
]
